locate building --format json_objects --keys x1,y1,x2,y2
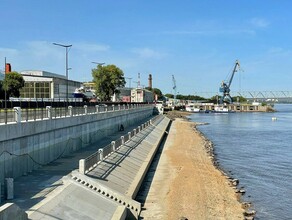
[
  {"x1": 19, "y1": 70, "x2": 81, "y2": 99},
  {"x1": 131, "y1": 88, "x2": 154, "y2": 103},
  {"x1": 112, "y1": 87, "x2": 132, "y2": 102}
]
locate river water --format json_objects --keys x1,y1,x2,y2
[{"x1": 188, "y1": 104, "x2": 292, "y2": 220}]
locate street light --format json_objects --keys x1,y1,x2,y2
[
  {"x1": 4, "y1": 57, "x2": 7, "y2": 109},
  {"x1": 53, "y1": 43, "x2": 72, "y2": 103},
  {"x1": 92, "y1": 62, "x2": 105, "y2": 66},
  {"x1": 125, "y1": 77, "x2": 132, "y2": 88}
]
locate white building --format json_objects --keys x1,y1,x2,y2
[
  {"x1": 20, "y1": 70, "x2": 81, "y2": 99},
  {"x1": 131, "y1": 88, "x2": 154, "y2": 103}
]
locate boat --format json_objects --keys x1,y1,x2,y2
[
  {"x1": 185, "y1": 104, "x2": 200, "y2": 113},
  {"x1": 211, "y1": 105, "x2": 234, "y2": 113}
]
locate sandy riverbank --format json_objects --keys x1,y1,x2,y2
[{"x1": 140, "y1": 114, "x2": 246, "y2": 220}]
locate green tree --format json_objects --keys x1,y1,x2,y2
[
  {"x1": 3, "y1": 72, "x2": 25, "y2": 98},
  {"x1": 232, "y1": 96, "x2": 247, "y2": 103},
  {"x1": 0, "y1": 81, "x2": 4, "y2": 99},
  {"x1": 145, "y1": 87, "x2": 163, "y2": 100},
  {"x1": 208, "y1": 95, "x2": 221, "y2": 104},
  {"x1": 164, "y1": 93, "x2": 174, "y2": 99},
  {"x1": 92, "y1": 64, "x2": 126, "y2": 101}
]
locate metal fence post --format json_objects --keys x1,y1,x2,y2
[
  {"x1": 112, "y1": 104, "x2": 115, "y2": 111},
  {"x1": 99, "y1": 149, "x2": 104, "y2": 161},
  {"x1": 13, "y1": 107, "x2": 21, "y2": 123},
  {"x1": 95, "y1": 105, "x2": 99, "y2": 113},
  {"x1": 111, "y1": 141, "x2": 116, "y2": 152},
  {"x1": 121, "y1": 136, "x2": 125, "y2": 145},
  {"x1": 128, "y1": 132, "x2": 131, "y2": 139},
  {"x1": 46, "y1": 106, "x2": 52, "y2": 119},
  {"x1": 84, "y1": 105, "x2": 88, "y2": 115},
  {"x1": 68, "y1": 106, "x2": 73, "y2": 116}
]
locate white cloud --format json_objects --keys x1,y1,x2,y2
[
  {"x1": 250, "y1": 18, "x2": 270, "y2": 28},
  {"x1": 74, "y1": 42, "x2": 110, "y2": 52},
  {"x1": 131, "y1": 47, "x2": 167, "y2": 59}
]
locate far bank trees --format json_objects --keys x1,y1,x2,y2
[{"x1": 92, "y1": 64, "x2": 126, "y2": 101}]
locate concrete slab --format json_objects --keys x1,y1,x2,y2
[{"x1": 4, "y1": 115, "x2": 171, "y2": 220}]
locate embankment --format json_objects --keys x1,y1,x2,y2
[
  {"x1": 0, "y1": 105, "x2": 153, "y2": 188},
  {"x1": 140, "y1": 112, "x2": 249, "y2": 219}
]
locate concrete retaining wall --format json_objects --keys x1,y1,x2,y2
[
  {"x1": 0, "y1": 106, "x2": 153, "y2": 187},
  {"x1": 0, "y1": 203, "x2": 28, "y2": 220}
]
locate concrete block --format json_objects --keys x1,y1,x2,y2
[
  {"x1": 79, "y1": 159, "x2": 85, "y2": 174},
  {"x1": 13, "y1": 107, "x2": 22, "y2": 123}
]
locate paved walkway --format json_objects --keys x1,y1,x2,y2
[
  {"x1": 10, "y1": 117, "x2": 152, "y2": 210},
  {"x1": 7, "y1": 115, "x2": 171, "y2": 219}
]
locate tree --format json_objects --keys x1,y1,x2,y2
[
  {"x1": 164, "y1": 93, "x2": 174, "y2": 99},
  {"x1": 92, "y1": 64, "x2": 126, "y2": 101},
  {"x1": 0, "y1": 81, "x2": 4, "y2": 99},
  {"x1": 145, "y1": 87, "x2": 163, "y2": 100},
  {"x1": 2, "y1": 71, "x2": 25, "y2": 98},
  {"x1": 232, "y1": 96, "x2": 247, "y2": 103}
]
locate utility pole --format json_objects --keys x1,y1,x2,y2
[
  {"x1": 125, "y1": 77, "x2": 132, "y2": 88},
  {"x1": 53, "y1": 43, "x2": 72, "y2": 104},
  {"x1": 4, "y1": 57, "x2": 7, "y2": 109},
  {"x1": 172, "y1": 75, "x2": 177, "y2": 105}
]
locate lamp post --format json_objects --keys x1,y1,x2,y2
[
  {"x1": 4, "y1": 57, "x2": 7, "y2": 109},
  {"x1": 92, "y1": 62, "x2": 105, "y2": 66},
  {"x1": 125, "y1": 77, "x2": 132, "y2": 88},
  {"x1": 53, "y1": 43, "x2": 72, "y2": 103}
]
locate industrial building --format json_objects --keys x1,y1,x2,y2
[
  {"x1": 131, "y1": 88, "x2": 154, "y2": 103},
  {"x1": 19, "y1": 70, "x2": 81, "y2": 99}
]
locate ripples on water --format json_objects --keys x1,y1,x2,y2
[{"x1": 189, "y1": 104, "x2": 292, "y2": 220}]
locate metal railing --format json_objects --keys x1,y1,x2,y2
[
  {"x1": 0, "y1": 104, "x2": 153, "y2": 125},
  {"x1": 79, "y1": 120, "x2": 153, "y2": 174}
]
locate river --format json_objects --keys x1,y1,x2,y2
[{"x1": 188, "y1": 104, "x2": 292, "y2": 220}]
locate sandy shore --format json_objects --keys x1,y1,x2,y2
[{"x1": 140, "y1": 116, "x2": 245, "y2": 220}]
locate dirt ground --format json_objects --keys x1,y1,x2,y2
[{"x1": 140, "y1": 115, "x2": 244, "y2": 220}]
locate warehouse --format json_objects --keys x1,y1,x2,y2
[{"x1": 19, "y1": 70, "x2": 81, "y2": 99}]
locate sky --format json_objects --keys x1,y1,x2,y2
[{"x1": 1, "y1": 0, "x2": 292, "y2": 97}]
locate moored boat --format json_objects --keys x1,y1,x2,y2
[{"x1": 185, "y1": 104, "x2": 200, "y2": 113}]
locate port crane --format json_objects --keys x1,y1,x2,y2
[
  {"x1": 172, "y1": 75, "x2": 177, "y2": 104},
  {"x1": 219, "y1": 60, "x2": 240, "y2": 104}
]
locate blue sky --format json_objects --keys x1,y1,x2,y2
[{"x1": 1, "y1": 0, "x2": 292, "y2": 97}]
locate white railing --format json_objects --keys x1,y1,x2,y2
[
  {"x1": 0, "y1": 103, "x2": 153, "y2": 125},
  {"x1": 78, "y1": 119, "x2": 158, "y2": 174}
]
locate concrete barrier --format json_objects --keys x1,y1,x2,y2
[
  {"x1": 0, "y1": 203, "x2": 28, "y2": 220},
  {"x1": 0, "y1": 105, "x2": 153, "y2": 187}
]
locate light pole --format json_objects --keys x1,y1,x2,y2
[
  {"x1": 92, "y1": 62, "x2": 105, "y2": 66},
  {"x1": 4, "y1": 57, "x2": 7, "y2": 109},
  {"x1": 53, "y1": 43, "x2": 72, "y2": 103},
  {"x1": 125, "y1": 77, "x2": 132, "y2": 88}
]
